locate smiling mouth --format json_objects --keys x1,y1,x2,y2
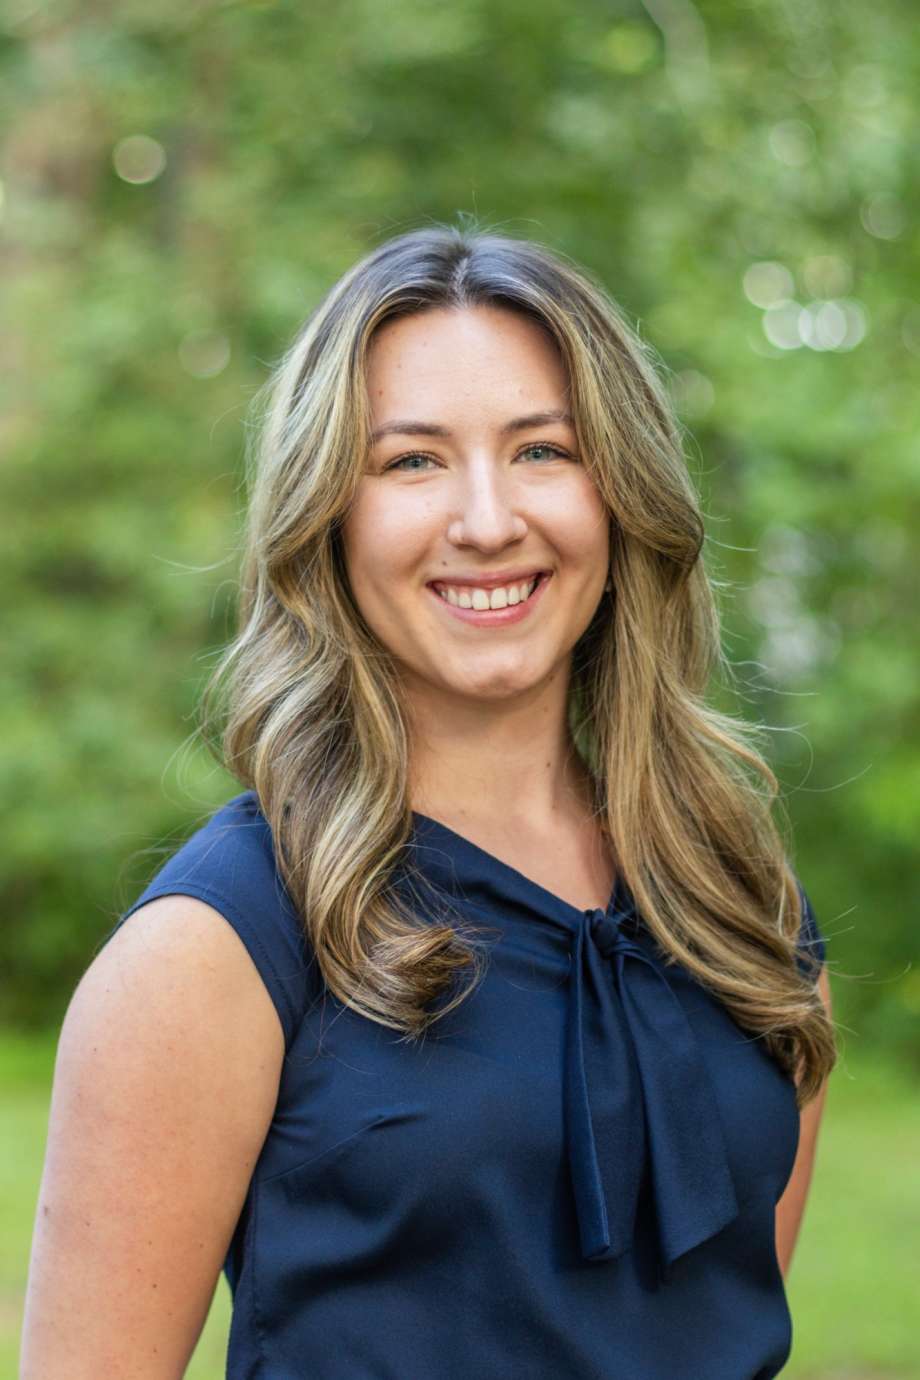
[{"x1": 429, "y1": 572, "x2": 549, "y2": 611}]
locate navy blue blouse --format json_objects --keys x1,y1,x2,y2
[{"x1": 100, "y1": 789, "x2": 827, "y2": 1379}]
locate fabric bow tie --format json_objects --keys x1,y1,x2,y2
[{"x1": 565, "y1": 898, "x2": 740, "y2": 1283}]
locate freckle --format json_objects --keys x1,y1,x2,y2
[{"x1": 43, "y1": 1206, "x2": 49, "y2": 1216}]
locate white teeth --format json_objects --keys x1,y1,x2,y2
[{"x1": 435, "y1": 576, "x2": 541, "y2": 610}]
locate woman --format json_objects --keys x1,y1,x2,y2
[{"x1": 21, "y1": 223, "x2": 836, "y2": 1379}]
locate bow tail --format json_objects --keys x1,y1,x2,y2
[
  {"x1": 565, "y1": 925, "x2": 648, "y2": 1261},
  {"x1": 619, "y1": 958, "x2": 740, "y2": 1277}
]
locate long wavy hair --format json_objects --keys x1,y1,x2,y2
[{"x1": 200, "y1": 220, "x2": 836, "y2": 1107}]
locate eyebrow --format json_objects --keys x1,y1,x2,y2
[{"x1": 368, "y1": 409, "x2": 576, "y2": 446}]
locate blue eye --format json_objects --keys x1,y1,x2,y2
[
  {"x1": 384, "y1": 442, "x2": 572, "y2": 472},
  {"x1": 386, "y1": 453, "x2": 437, "y2": 472},
  {"x1": 521, "y1": 444, "x2": 568, "y2": 462}
]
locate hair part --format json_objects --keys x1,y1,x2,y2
[{"x1": 200, "y1": 219, "x2": 836, "y2": 1107}]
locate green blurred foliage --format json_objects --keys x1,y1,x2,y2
[{"x1": 1, "y1": 0, "x2": 917, "y2": 1066}]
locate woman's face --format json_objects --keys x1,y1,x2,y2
[{"x1": 341, "y1": 304, "x2": 610, "y2": 705}]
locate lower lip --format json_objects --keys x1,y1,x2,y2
[{"x1": 426, "y1": 573, "x2": 552, "y2": 626}]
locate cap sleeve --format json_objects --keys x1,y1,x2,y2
[
  {"x1": 96, "y1": 791, "x2": 318, "y2": 1050},
  {"x1": 794, "y1": 879, "x2": 826, "y2": 979}
]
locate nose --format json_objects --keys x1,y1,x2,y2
[{"x1": 445, "y1": 455, "x2": 528, "y2": 550}]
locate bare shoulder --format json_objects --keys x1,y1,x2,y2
[
  {"x1": 20, "y1": 894, "x2": 284, "y2": 1379},
  {"x1": 76, "y1": 889, "x2": 288, "y2": 1042},
  {"x1": 62, "y1": 891, "x2": 286, "y2": 1125}
]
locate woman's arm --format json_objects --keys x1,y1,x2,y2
[
  {"x1": 774, "y1": 964, "x2": 833, "y2": 1280},
  {"x1": 19, "y1": 894, "x2": 285, "y2": 1379}
]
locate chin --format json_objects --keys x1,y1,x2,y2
[{"x1": 443, "y1": 661, "x2": 551, "y2": 701}]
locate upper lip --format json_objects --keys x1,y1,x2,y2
[{"x1": 427, "y1": 568, "x2": 550, "y2": 590}]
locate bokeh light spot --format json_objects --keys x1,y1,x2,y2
[
  {"x1": 799, "y1": 301, "x2": 848, "y2": 351},
  {"x1": 762, "y1": 300, "x2": 804, "y2": 350},
  {"x1": 768, "y1": 119, "x2": 815, "y2": 166},
  {"x1": 178, "y1": 331, "x2": 231, "y2": 379},
  {"x1": 860, "y1": 194, "x2": 905, "y2": 240},
  {"x1": 743, "y1": 261, "x2": 794, "y2": 308},
  {"x1": 113, "y1": 135, "x2": 167, "y2": 185},
  {"x1": 670, "y1": 369, "x2": 715, "y2": 418},
  {"x1": 833, "y1": 299, "x2": 868, "y2": 351}
]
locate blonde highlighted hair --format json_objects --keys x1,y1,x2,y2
[{"x1": 201, "y1": 220, "x2": 836, "y2": 1106}]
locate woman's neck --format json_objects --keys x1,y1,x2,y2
[{"x1": 403, "y1": 658, "x2": 599, "y2": 830}]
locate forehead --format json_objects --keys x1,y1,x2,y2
[{"x1": 365, "y1": 305, "x2": 569, "y2": 416}]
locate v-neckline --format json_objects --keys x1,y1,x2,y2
[{"x1": 410, "y1": 810, "x2": 624, "y2": 924}]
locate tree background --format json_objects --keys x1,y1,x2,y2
[{"x1": 2, "y1": 1, "x2": 917, "y2": 1069}]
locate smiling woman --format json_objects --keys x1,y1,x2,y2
[{"x1": 22, "y1": 221, "x2": 837, "y2": 1380}]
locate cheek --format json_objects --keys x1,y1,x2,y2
[
  {"x1": 533, "y1": 475, "x2": 609, "y2": 560},
  {"x1": 341, "y1": 489, "x2": 436, "y2": 588}
]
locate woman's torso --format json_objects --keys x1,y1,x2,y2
[{"x1": 103, "y1": 790, "x2": 814, "y2": 1380}]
